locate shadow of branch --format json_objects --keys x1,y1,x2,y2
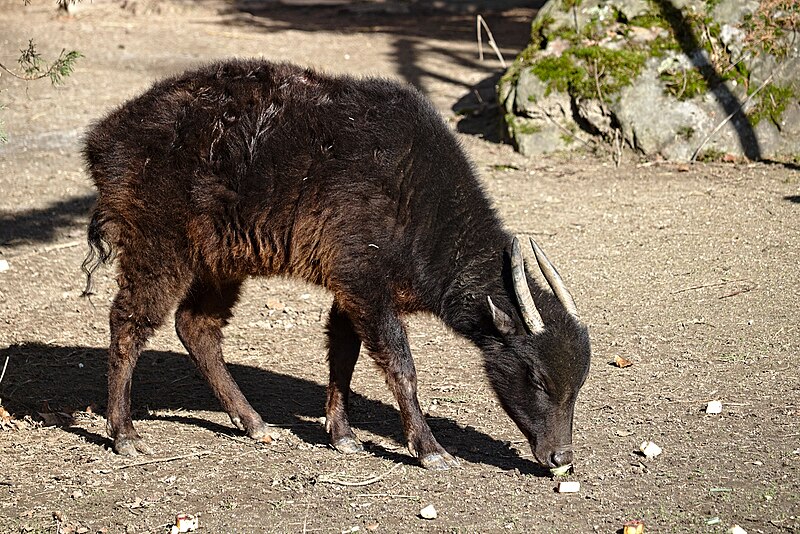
[
  {"x1": 0, "y1": 194, "x2": 94, "y2": 247},
  {"x1": 652, "y1": 0, "x2": 761, "y2": 160}
]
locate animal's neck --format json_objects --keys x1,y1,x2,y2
[{"x1": 435, "y1": 229, "x2": 513, "y2": 345}]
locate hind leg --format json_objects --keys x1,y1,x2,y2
[
  {"x1": 107, "y1": 272, "x2": 187, "y2": 456},
  {"x1": 325, "y1": 300, "x2": 363, "y2": 453},
  {"x1": 175, "y1": 278, "x2": 271, "y2": 441}
]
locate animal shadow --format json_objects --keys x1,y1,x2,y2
[{"x1": 0, "y1": 342, "x2": 544, "y2": 474}]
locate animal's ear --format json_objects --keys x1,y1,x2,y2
[{"x1": 487, "y1": 296, "x2": 517, "y2": 336}]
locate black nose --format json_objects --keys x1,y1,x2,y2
[{"x1": 550, "y1": 449, "x2": 573, "y2": 467}]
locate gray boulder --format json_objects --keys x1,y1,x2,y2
[{"x1": 498, "y1": 0, "x2": 800, "y2": 161}]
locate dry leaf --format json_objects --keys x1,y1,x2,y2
[
  {"x1": 613, "y1": 355, "x2": 633, "y2": 368},
  {"x1": 38, "y1": 410, "x2": 75, "y2": 427},
  {"x1": 38, "y1": 401, "x2": 75, "y2": 427}
]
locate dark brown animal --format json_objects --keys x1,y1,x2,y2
[{"x1": 82, "y1": 59, "x2": 591, "y2": 470}]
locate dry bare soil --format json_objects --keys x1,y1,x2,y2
[{"x1": 0, "y1": 1, "x2": 798, "y2": 533}]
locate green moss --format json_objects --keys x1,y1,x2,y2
[
  {"x1": 741, "y1": 1, "x2": 800, "y2": 58},
  {"x1": 629, "y1": 13, "x2": 670, "y2": 29},
  {"x1": 572, "y1": 46, "x2": 647, "y2": 96},
  {"x1": 560, "y1": 123, "x2": 579, "y2": 145},
  {"x1": 506, "y1": 0, "x2": 798, "y2": 116},
  {"x1": 748, "y1": 83, "x2": 795, "y2": 126},
  {"x1": 696, "y1": 148, "x2": 726, "y2": 162},
  {"x1": 660, "y1": 67, "x2": 709, "y2": 100},
  {"x1": 528, "y1": 45, "x2": 646, "y2": 103},
  {"x1": 529, "y1": 56, "x2": 585, "y2": 96},
  {"x1": 517, "y1": 122, "x2": 543, "y2": 135},
  {"x1": 504, "y1": 113, "x2": 542, "y2": 137},
  {"x1": 677, "y1": 126, "x2": 695, "y2": 140},
  {"x1": 499, "y1": 42, "x2": 539, "y2": 91},
  {"x1": 530, "y1": 14, "x2": 554, "y2": 50},
  {"x1": 503, "y1": 112, "x2": 518, "y2": 139}
]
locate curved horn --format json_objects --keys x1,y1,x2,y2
[
  {"x1": 528, "y1": 237, "x2": 579, "y2": 318},
  {"x1": 511, "y1": 237, "x2": 545, "y2": 334}
]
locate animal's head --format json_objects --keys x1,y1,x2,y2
[{"x1": 484, "y1": 237, "x2": 591, "y2": 469}]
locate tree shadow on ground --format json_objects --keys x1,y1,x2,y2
[
  {"x1": 213, "y1": 2, "x2": 537, "y2": 108},
  {"x1": 784, "y1": 195, "x2": 800, "y2": 203},
  {"x1": 0, "y1": 194, "x2": 94, "y2": 247},
  {"x1": 452, "y1": 71, "x2": 505, "y2": 142},
  {"x1": 0, "y1": 342, "x2": 544, "y2": 475}
]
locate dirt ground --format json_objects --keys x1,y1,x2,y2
[{"x1": 0, "y1": 1, "x2": 798, "y2": 533}]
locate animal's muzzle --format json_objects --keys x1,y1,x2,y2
[
  {"x1": 533, "y1": 443, "x2": 574, "y2": 468},
  {"x1": 549, "y1": 447, "x2": 573, "y2": 468}
]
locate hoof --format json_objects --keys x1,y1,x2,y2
[
  {"x1": 332, "y1": 436, "x2": 364, "y2": 454},
  {"x1": 248, "y1": 422, "x2": 277, "y2": 444},
  {"x1": 114, "y1": 436, "x2": 154, "y2": 456},
  {"x1": 420, "y1": 451, "x2": 460, "y2": 470}
]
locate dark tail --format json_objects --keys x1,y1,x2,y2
[{"x1": 81, "y1": 210, "x2": 113, "y2": 297}]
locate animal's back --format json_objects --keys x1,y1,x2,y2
[{"x1": 84, "y1": 59, "x2": 496, "y2": 315}]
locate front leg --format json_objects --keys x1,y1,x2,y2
[{"x1": 358, "y1": 309, "x2": 459, "y2": 470}]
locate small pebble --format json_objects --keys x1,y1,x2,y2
[
  {"x1": 0, "y1": 259, "x2": 9, "y2": 272},
  {"x1": 639, "y1": 441, "x2": 662, "y2": 459},
  {"x1": 419, "y1": 504, "x2": 437, "y2": 519},
  {"x1": 706, "y1": 400, "x2": 722, "y2": 414},
  {"x1": 729, "y1": 526, "x2": 747, "y2": 534},
  {"x1": 557, "y1": 481, "x2": 580, "y2": 493}
]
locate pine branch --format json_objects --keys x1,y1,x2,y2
[{"x1": 0, "y1": 40, "x2": 82, "y2": 85}]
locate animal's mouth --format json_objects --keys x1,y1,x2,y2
[{"x1": 531, "y1": 442, "x2": 574, "y2": 468}]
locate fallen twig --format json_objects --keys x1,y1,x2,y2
[
  {"x1": 317, "y1": 462, "x2": 402, "y2": 487},
  {"x1": 8, "y1": 240, "x2": 83, "y2": 260},
  {"x1": 476, "y1": 15, "x2": 506, "y2": 68},
  {"x1": 115, "y1": 450, "x2": 211, "y2": 470},
  {"x1": 672, "y1": 279, "x2": 749, "y2": 294},
  {"x1": 355, "y1": 493, "x2": 420, "y2": 500},
  {"x1": 215, "y1": 432, "x2": 258, "y2": 446},
  {"x1": 719, "y1": 285, "x2": 757, "y2": 299}
]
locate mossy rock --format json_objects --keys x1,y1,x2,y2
[{"x1": 498, "y1": 0, "x2": 800, "y2": 161}]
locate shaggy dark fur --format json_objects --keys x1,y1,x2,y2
[{"x1": 83, "y1": 59, "x2": 590, "y2": 469}]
